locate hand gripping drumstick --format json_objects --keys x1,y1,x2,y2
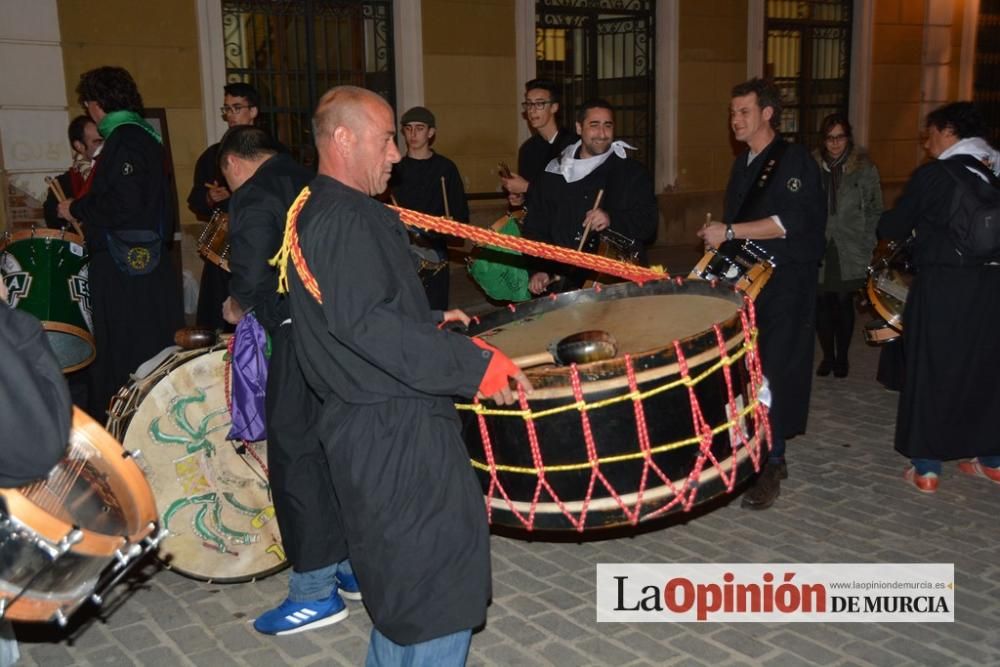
[
  {"x1": 45, "y1": 177, "x2": 86, "y2": 238},
  {"x1": 576, "y1": 189, "x2": 605, "y2": 252}
]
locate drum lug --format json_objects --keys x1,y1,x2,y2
[
  {"x1": 121, "y1": 448, "x2": 142, "y2": 460},
  {"x1": 37, "y1": 527, "x2": 83, "y2": 560},
  {"x1": 54, "y1": 608, "x2": 69, "y2": 627}
]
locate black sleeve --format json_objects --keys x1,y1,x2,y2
[
  {"x1": 43, "y1": 172, "x2": 73, "y2": 229},
  {"x1": 878, "y1": 164, "x2": 936, "y2": 241},
  {"x1": 187, "y1": 147, "x2": 226, "y2": 219},
  {"x1": 228, "y1": 187, "x2": 284, "y2": 330},
  {"x1": 521, "y1": 175, "x2": 561, "y2": 276},
  {"x1": 775, "y1": 148, "x2": 827, "y2": 262},
  {"x1": 0, "y1": 306, "x2": 70, "y2": 487},
  {"x1": 69, "y1": 130, "x2": 157, "y2": 228},
  {"x1": 445, "y1": 163, "x2": 470, "y2": 223}
]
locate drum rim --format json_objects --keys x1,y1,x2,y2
[
  {"x1": 1, "y1": 227, "x2": 86, "y2": 247},
  {"x1": 43, "y1": 321, "x2": 96, "y2": 373},
  {"x1": 0, "y1": 407, "x2": 157, "y2": 558},
  {"x1": 466, "y1": 279, "x2": 751, "y2": 396}
]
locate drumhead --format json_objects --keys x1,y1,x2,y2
[{"x1": 113, "y1": 346, "x2": 286, "y2": 582}]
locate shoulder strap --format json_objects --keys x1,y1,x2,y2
[{"x1": 941, "y1": 155, "x2": 1000, "y2": 188}]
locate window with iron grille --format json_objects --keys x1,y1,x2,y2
[
  {"x1": 764, "y1": 0, "x2": 852, "y2": 147},
  {"x1": 974, "y1": 1, "x2": 1000, "y2": 147},
  {"x1": 535, "y1": 0, "x2": 655, "y2": 172},
  {"x1": 222, "y1": 0, "x2": 395, "y2": 166}
]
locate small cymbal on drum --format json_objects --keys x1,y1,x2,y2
[{"x1": 174, "y1": 327, "x2": 218, "y2": 349}]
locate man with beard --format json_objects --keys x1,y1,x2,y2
[
  {"x1": 698, "y1": 78, "x2": 826, "y2": 509},
  {"x1": 43, "y1": 115, "x2": 103, "y2": 228},
  {"x1": 522, "y1": 99, "x2": 658, "y2": 294}
]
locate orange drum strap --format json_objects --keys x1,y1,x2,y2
[
  {"x1": 457, "y1": 289, "x2": 770, "y2": 532},
  {"x1": 271, "y1": 186, "x2": 322, "y2": 303}
]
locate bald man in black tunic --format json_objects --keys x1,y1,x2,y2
[{"x1": 282, "y1": 86, "x2": 530, "y2": 665}]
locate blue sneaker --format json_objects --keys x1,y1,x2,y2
[
  {"x1": 252, "y1": 593, "x2": 348, "y2": 635},
  {"x1": 337, "y1": 570, "x2": 363, "y2": 601}
]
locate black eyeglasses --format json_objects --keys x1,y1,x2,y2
[
  {"x1": 825, "y1": 134, "x2": 848, "y2": 143},
  {"x1": 220, "y1": 104, "x2": 254, "y2": 115},
  {"x1": 521, "y1": 100, "x2": 554, "y2": 111}
]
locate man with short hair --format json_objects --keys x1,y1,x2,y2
[
  {"x1": 501, "y1": 78, "x2": 577, "y2": 201},
  {"x1": 389, "y1": 106, "x2": 468, "y2": 310},
  {"x1": 280, "y1": 85, "x2": 531, "y2": 664},
  {"x1": 698, "y1": 77, "x2": 826, "y2": 510},
  {"x1": 522, "y1": 98, "x2": 658, "y2": 293},
  {"x1": 217, "y1": 125, "x2": 357, "y2": 635},
  {"x1": 43, "y1": 115, "x2": 103, "y2": 228},
  {"x1": 188, "y1": 81, "x2": 262, "y2": 331}
]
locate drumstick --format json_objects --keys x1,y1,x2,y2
[
  {"x1": 441, "y1": 176, "x2": 451, "y2": 219},
  {"x1": 46, "y1": 177, "x2": 85, "y2": 238},
  {"x1": 576, "y1": 189, "x2": 605, "y2": 252},
  {"x1": 390, "y1": 194, "x2": 399, "y2": 207}
]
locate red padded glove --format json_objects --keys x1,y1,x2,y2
[{"x1": 471, "y1": 337, "x2": 521, "y2": 397}]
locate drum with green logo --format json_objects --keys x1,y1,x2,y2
[{"x1": 1, "y1": 228, "x2": 94, "y2": 372}]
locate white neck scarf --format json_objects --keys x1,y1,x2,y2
[
  {"x1": 544, "y1": 139, "x2": 636, "y2": 183},
  {"x1": 938, "y1": 136, "x2": 1000, "y2": 180}
]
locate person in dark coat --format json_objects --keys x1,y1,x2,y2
[
  {"x1": 57, "y1": 66, "x2": 184, "y2": 419},
  {"x1": 217, "y1": 125, "x2": 357, "y2": 635},
  {"x1": 388, "y1": 106, "x2": 468, "y2": 310},
  {"x1": 522, "y1": 99, "x2": 658, "y2": 293},
  {"x1": 188, "y1": 82, "x2": 261, "y2": 331},
  {"x1": 698, "y1": 78, "x2": 827, "y2": 510},
  {"x1": 877, "y1": 101, "x2": 1000, "y2": 493},
  {"x1": 500, "y1": 78, "x2": 578, "y2": 205},
  {"x1": 279, "y1": 85, "x2": 531, "y2": 664},
  {"x1": 43, "y1": 115, "x2": 103, "y2": 229}
]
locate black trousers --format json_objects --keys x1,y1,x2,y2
[
  {"x1": 266, "y1": 324, "x2": 347, "y2": 572},
  {"x1": 815, "y1": 290, "x2": 855, "y2": 364},
  {"x1": 196, "y1": 260, "x2": 233, "y2": 332}
]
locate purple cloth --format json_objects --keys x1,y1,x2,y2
[{"x1": 227, "y1": 314, "x2": 269, "y2": 442}]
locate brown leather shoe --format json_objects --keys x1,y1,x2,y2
[{"x1": 741, "y1": 463, "x2": 782, "y2": 510}]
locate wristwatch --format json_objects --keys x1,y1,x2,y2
[{"x1": 725, "y1": 224, "x2": 736, "y2": 242}]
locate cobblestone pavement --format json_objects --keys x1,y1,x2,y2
[{"x1": 13, "y1": 264, "x2": 1000, "y2": 666}]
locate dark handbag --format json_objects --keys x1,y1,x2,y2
[{"x1": 105, "y1": 229, "x2": 162, "y2": 276}]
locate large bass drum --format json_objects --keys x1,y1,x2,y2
[
  {"x1": 106, "y1": 343, "x2": 286, "y2": 582},
  {"x1": 459, "y1": 279, "x2": 770, "y2": 533}
]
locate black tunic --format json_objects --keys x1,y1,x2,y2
[
  {"x1": 69, "y1": 124, "x2": 184, "y2": 418},
  {"x1": 522, "y1": 151, "x2": 658, "y2": 289},
  {"x1": 723, "y1": 138, "x2": 826, "y2": 439},
  {"x1": 188, "y1": 142, "x2": 231, "y2": 330},
  {"x1": 227, "y1": 152, "x2": 345, "y2": 573},
  {"x1": 878, "y1": 159, "x2": 1000, "y2": 461},
  {"x1": 389, "y1": 152, "x2": 469, "y2": 310},
  {"x1": 288, "y1": 175, "x2": 492, "y2": 645}
]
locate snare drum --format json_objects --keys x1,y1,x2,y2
[
  {"x1": 106, "y1": 343, "x2": 286, "y2": 582},
  {"x1": 865, "y1": 240, "x2": 912, "y2": 343},
  {"x1": 197, "y1": 210, "x2": 230, "y2": 272},
  {"x1": 1, "y1": 229, "x2": 94, "y2": 372},
  {"x1": 690, "y1": 240, "x2": 775, "y2": 300},
  {"x1": 459, "y1": 279, "x2": 770, "y2": 532},
  {"x1": 0, "y1": 407, "x2": 160, "y2": 624}
]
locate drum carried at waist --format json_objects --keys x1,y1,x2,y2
[
  {"x1": 863, "y1": 239, "x2": 913, "y2": 344},
  {"x1": 690, "y1": 239, "x2": 774, "y2": 300},
  {"x1": 197, "y1": 210, "x2": 230, "y2": 272},
  {"x1": 105, "y1": 341, "x2": 286, "y2": 582},
  {"x1": 459, "y1": 279, "x2": 770, "y2": 533},
  {"x1": 0, "y1": 407, "x2": 162, "y2": 625},
  {"x1": 1, "y1": 228, "x2": 94, "y2": 373}
]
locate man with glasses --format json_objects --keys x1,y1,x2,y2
[
  {"x1": 187, "y1": 82, "x2": 260, "y2": 331},
  {"x1": 697, "y1": 78, "x2": 826, "y2": 510},
  {"x1": 501, "y1": 78, "x2": 577, "y2": 204}
]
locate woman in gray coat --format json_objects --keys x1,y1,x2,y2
[{"x1": 812, "y1": 114, "x2": 883, "y2": 377}]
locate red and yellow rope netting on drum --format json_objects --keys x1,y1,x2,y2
[
  {"x1": 272, "y1": 188, "x2": 770, "y2": 531},
  {"x1": 458, "y1": 298, "x2": 769, "y2": 531}
]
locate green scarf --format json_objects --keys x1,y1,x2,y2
[{"x1": 98, "y1": 110, "x2": 162, "y2": 144}]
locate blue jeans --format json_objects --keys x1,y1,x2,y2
[
  {"x1": 769, "y1": 432, "x2": 786, "y2": 463},
  {"x1": 911, "y1": 456, "x2": 1000, "y2": 475},
  {"x1": 365, "y1": 628, "x2": 471, "y2": 667},
  {"x1": 289, "y1": 559, "x2": 353, "y2": 602}
]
